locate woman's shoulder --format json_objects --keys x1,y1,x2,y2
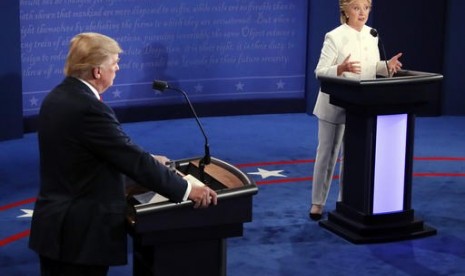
[
  {"x1": 326, "y1": 24, "x2": 353, "y2": 39},
  {"x1": 324, "y1": 24, "x2": 352, "y2": 42},
  {"x1": 329, "y1": 24, "x2": 350, "y2": 33}
]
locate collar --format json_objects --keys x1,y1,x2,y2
[
  {"x1": 343, "y1": 23, "x2": 369, "y2": 34},
  {"x1": 78, "y1": 78, "x2": 101, "y2": 100}
]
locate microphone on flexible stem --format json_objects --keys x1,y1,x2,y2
[
  {"x1": 370, "y1": 28, "x2": 391, "y2": 78},
  {"x1": 152, "y1": 80, "x2": 211, "y2": 183}
]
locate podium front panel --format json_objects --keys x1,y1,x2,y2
[{"x1": 373, "y1": 114, "x2": 407, "y2": 214}]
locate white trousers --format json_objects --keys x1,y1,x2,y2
[{"x1": 311, "y1": 119, "x2": 345, "y2": 206}]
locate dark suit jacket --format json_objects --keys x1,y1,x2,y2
[{"x1": 29, "y1": 77, "x2": 188, "y2": 265}]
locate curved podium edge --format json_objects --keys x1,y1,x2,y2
[{"x1": 127, "y1": 156, "x2": 257, "y2": 217}]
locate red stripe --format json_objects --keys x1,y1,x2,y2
[
  {"x1": 0, "y1": 197, "x2": 36, "y2": 212},
  {"x1": 255, "y1": 173, "x2": 465, "y2": 186},
  {"x1": 414, "y1": 157, "x2": 465, "y2": 161},
  {"x1": 0, "y1": 230, "x2": 30, "y2": 247},
  {"x1": 236, "y1": 159, "x2": 316, "y2": 168},
  {"x1": 257, "y1": 176, "x2": 313, "y2": 185},
  {"x1": 414, "y1": 172, "x2": 465, "y2": 177},
  {"x1": 237, "y1": 156, "x2": 465, "y2": 169}
]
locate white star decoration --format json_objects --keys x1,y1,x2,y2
[
  {"x1": 235, "y1": 81, "x2": 244, "y2": 91},
  {"x1": 112, "y1": 88, "x2": 122, "y2": 98},
  {"x1": 194, "y1": 83, "x2": 204, "y2": 92},
  {"x1": 248, "y1": 168, "x2": 286, "y2": 179},
  {"x1": 17, "y1": 209, "x2": 33, "y2": 218},
  {"x1": 30, "y1": 96, "x2": 39, "y2": 107},
  {"x1": 276, "y1": 80, "x2": 285, "y2": 89}
]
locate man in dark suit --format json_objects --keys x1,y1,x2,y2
[{"x1": 29, "y1": 32, "x2": 218, "y2": 276}]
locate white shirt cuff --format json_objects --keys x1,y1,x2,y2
[{"x1": 182, "y1": 179, "x2": 192, "y2": 201}]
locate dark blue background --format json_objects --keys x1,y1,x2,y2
[
  {"x1": 1, "y1": 0, "x2": 464, "y2": 140},
  {"x1": 19, "y1": 0, "x2": 308, "y2": 116},
  {"x1": 0, "y1": 2, "x2": 23, "y2": 140}
]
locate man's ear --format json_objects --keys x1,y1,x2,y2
[{"x1": 92, "y1": 67, "x2": 100, "y2": 79}]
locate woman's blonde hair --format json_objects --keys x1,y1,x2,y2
[
  {"x1": 339, "y1": 0, "x2": 372, "y2": 25},
  {"x1": 64, "y1": 32, "x2": 122, "y2": 79}
]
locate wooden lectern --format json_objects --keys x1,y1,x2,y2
[
  {"x1": 317, "y1": 70, "x2": 443, "y2": 244},
  {"x1": 125, "y1": 156, "x2": 257, "y2": 275}
]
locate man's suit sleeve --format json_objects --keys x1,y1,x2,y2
[{"x1": 81, "y1": 102, "x2": 188, "y2": 202}]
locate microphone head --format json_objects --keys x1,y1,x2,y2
[
  {"x1": 152, "y1": 80, "x2": 169, "y2": 91},
  {"x1": 370, "y1": 28, "x2": 378, "y2": 38}
]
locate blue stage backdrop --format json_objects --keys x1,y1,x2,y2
[
  {"x1": 20, "y1": 0, "x2": 308, "y2": 117},
  {"x1": 0, "y1": 1, "x2": 23, "y2": 140}
]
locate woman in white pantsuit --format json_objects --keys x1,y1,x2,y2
[{"x1": 309, "y1": 0, "x2": 403, "y2": 220}]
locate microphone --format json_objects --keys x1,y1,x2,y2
[
  {"x1": 370, "y1": 28, "x2": 391, "y2": 78},
  {"x1": 152, "y1": 80, "x2": 169, "y2": 91},
  {"x1": 152, "y1": 80, "x2": 211, "y2": 182}
]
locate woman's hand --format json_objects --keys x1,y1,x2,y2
[
  {"x1": 338, "y1": 54, "x2": 361, "y2": 76},
  {"x1": 388, "y1": 52, "x2": 403, "y2": 76}
]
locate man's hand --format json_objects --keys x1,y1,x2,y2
[
  {"x1": 151, "y1": 154, "x2": 170, "y2": 165},
  {"x1": 188, "y1": 183, "x2": 218, "y2": 208}
]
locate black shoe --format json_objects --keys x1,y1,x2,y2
[
  {"x1": 309, "y1": 212, "x2": 322, "y2": 221},
  {"x1": 309, "y1": 204, "x2": 323, "y2": 221}
]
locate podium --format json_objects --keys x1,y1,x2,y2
[
  {"x1": 125, "y1": 156, "x2": 257, "y2": 275},
  {"x1": 317, "y1": 70, "x2": 443, "y2": 244}
]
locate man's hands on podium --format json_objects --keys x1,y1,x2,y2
[
  {"x1": 152, "y1": 154, "x2": 170, "y2": 165},
  {"x1": 188, "y1": 182, "x2": 218, "y2": 208},
  {"x1": 184, "y1": 174, "x2": 217, "y2": 208},
  {"x1": 151, "y1": 154, "x2": 218, "y2": 208}
]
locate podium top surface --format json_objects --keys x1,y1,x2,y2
[
  {"x1": 318, "y1": 70, "x2": 443, "y2": 109},
  {"x1": 126, "y1": 156, "x2": 257, "y2": 215},
  {"x1": 318, "y1": 70, "x2": 443, "y2": 87},
  {"x1": 125, "y1": 156, "x2": 258, "y2": 235}
]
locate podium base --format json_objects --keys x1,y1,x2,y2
[
  {"x1": 133, "y1": 238, "x2": 227, "y2": 276},
  {"x1": 319, "y1": 205, "x2": 437, "y2": 244}
]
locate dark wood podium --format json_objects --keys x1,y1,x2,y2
[
  {"x1": 317, "y1": 70, "x2": 443, "y2": 244},
  {"x1": 125, "y1": 156, "x2": 257, "y2": 275}
]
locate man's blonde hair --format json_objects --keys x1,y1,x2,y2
[{"x1": 64, "y1": 32, "x2": 122, "y2": 79}]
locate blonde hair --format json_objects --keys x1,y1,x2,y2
[
  {"x1": 64, "y1": 32, "x2": 123, "y2": 79},
  {"x1": 339, "y1": 0, "x2": 372, "y2": 25}
]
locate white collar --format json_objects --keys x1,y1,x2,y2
[{"x1": 78, "y1": 78, "x2": 101, "y2": 100}]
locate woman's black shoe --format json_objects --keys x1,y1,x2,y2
[
  {"x1": 309, "y1": 204, "x2": 323, "y2": 221},
  {"x1": 309, "y1": 212, "x2": 322, "y2": 221}
]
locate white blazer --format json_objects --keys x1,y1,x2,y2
[{"x1": 313, "y1": 24, "x2": 388, "y2": 124}]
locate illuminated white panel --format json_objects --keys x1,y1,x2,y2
[{"x1": 373, "y1": 114, "x2": 407, "y2": 214}]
